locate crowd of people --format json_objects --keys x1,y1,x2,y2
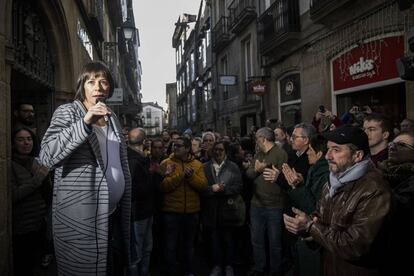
[{"x1": 10, "y1": 61, "x2": 414, "y2": 276}]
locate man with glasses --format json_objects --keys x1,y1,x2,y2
[
  {"x1": 380, "y1": 131, "x2": 414, "y2": 275},
  {"x1": 159, "y1": 136, "x2": 208, "y2": 276},
  {"x1": 281, "y1": 123, "x2": 317, "y2": 186},
  {"x1": 283, "y1": 125, "x2": 391, "y2": 276},
  {"x1": 14, "y1": 103, "x2": 35, "y2": 130},
  {"x1": 246, "y1": 127, "x2": 288, "y2": 276}
]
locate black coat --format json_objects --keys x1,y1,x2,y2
[
  {"x1": 201, "y1": 159, "x2": 243, "y2": 227},
  {"x1": 127, "y1": 148, "x2": 157, "y2": 220}
]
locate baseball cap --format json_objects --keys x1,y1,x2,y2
[{"x1": 324, "y1": 124, "x2": 370, "y2": 156}]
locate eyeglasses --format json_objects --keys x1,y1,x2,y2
[
  {"x1": 290, "y1": 135, "x2": 306, "y2": 140},
  {"x1": 214, "y1": 148, "x2": 225, "y2": 152},
  {"x1": 173, "y1": 144, "x2": 185, "y2": 148},
  {"x1": 388, "y1": 141, "x2": 414, "y2": 151}
]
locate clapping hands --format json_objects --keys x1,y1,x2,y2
[
  {"x1": 263, "y1": 165, "x2": 280, "y2": 183},
  {"x1": 282, "y1": 163, "x2": 304, "y2": 188},
  {"x1": 184, "y1": 167, "x2": 194, "y2": 178},
  {"x1": 212, "y1": 182, "x2": 225, "y2": 192},
  {"x1": 157, "y1": 163, "x2": 176, "y2": 176}
]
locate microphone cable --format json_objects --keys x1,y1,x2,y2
[{"x1": 95, "y1": 117, "x2": 110, "y2": 275}]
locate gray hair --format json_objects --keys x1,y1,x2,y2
[
  {"x1": 256, "y1": 127, "x2": 275, "y2": 142},
  {"x1": 202, "y1": 131, "x2": 216, "y2": 142},
  {"x1": 294, "y1": 123, "x2": 316, "y2": 138}
]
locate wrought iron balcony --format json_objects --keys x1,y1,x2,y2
[
  {"x1": 258, "y1": 0, "x2": 300, "y2": 56},
  {"x1": 212, "y1": 16, "x2": 231, "y2": 52},
  {"x1": 228, "y1": 0, "x2": 257, "y2": 34},
  {"x1": 89, "y1": 0, "x2": 104, "y2": 41},
  {"x1": 310, "y1": 0, "x2": 354, "y2": 23}
]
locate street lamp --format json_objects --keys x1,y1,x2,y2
[
  {"x1": 122, "y1": 19, "x2": 136, "y2": 41},
  {"x1": 103, "y1": 19, "x2": 137, "y2": 68}
]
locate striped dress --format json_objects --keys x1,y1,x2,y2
[{"x1": 39, "y1": 100, "x2": 131, "y2": 275}]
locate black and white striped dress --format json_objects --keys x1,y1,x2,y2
[{"x1": 39, "y1": 100, "x2": 131, "y2": 275}]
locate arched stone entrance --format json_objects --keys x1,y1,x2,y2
[{"x1": 0, "y1": 0, "x2": 74, "y2": 273}]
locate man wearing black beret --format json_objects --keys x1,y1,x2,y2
[{"x1": 283, "y1": 125, "x2": 391, "y2": 276}]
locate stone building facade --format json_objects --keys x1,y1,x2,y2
[
  {"x1": 166, "y1": 82, "x2": 178, "y2": 129},
  {"x1": 171, "y1": 0, "x2": 414, "y2": 136},
  {"x1": 0, "y1": 0, "x2": 141, "y2": 273},
  {"x1": 261, "y1": 0, "x2": 414, "y2": 127},
  {"x1": 140, "y1": 102, "x2": 165, "y2": 136}
]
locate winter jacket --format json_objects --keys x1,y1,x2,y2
[
  {"x1": 309, "y1": 167, "x2": 391, "y2": 276},
  {"x1": 201, "y1": 159, "x2": 243, "y2": 227},
  {"x1": 288, "y1": 158, "x2": 329, "y2": 214},
  {"x1": 380, "y1": 161, "x2": 414, "y2": 275},
  {"x1": 160, "y1": 153, "x2": 208, "y2": 213},
  {"x1": 11, "y1": 158, "x2": 48, "y2": 235},
  {"x1": 128, "y1": 147, "x2": 157, "y2": 220}
]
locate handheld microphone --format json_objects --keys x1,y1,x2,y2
[{"x1": 95, "y1": 97, "x2": 109, "y2": 122}]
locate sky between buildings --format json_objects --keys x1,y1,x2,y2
[{"x1": 133, "y1": 0, "x2": 201, "y2": 109}]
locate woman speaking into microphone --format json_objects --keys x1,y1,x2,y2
[{"x1": 39, "y1": 61, "x2": 132, "y2": 275}]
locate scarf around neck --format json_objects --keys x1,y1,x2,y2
[{"x1": 328, "y1": 158, "x2": 374, "y2": 198}]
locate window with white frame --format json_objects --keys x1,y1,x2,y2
[
  {"x1": 186, "y1": 60, "x2": 190, "y2": 88},
  {"x1": 191, "y1": 89, "x2": 196, "y2": 121},
  {"x1": 203, "y1": 38, "x2": 207, "y2": 68},
  {"x1": 187, "y1": 94, "x2": 191, "y2": 122},
  {"x1": 191, "y1": 52, "x2": 195, "y2": 82},
  {"x1": 243, "y1": 38, "x2": 253, "y2": 81}
]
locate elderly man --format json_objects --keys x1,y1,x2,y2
[
  {"x1": 283, "y1": 125, "x2": 391, "y2": 276},
  {"x1": 285, "y1": 123, "x2": 317, "y2": 182},
  {"x1": 246, "y1": 127, "x2": 288, "y2": 276}
]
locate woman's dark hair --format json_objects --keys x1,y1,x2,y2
[
  {"x1": 74, "y1": 61, "x2": 115, "y2": 101},
  {"x1": 213, "y1": 140, "x2": 230, "y2": 156},
  {"x1": 309, "y1": 134, "x2": 328, "y2": 155},
  {"x1": 12, "y1": 127, "x2": 38, "y2": 156},
  {"x1": 176, "y1": 136, "x2": 192, "y2": 151},
  {"x1": 239, "y1": 136, "x2": 255, "y2": 154},
  {"x1": 228, "y1": 142, "x2": 243, "y2": 162}
]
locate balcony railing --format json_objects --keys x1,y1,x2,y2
[
  {"x1": 212, "y1": 16, "x2": 231, "y2": 52},
  {"x1": 258, "y1": 0, "x2": 300, "y2": 56},
  {"x1": 228, "y1": 0, "x2": 257, "y2": 34},
  {"x1": 89, "y1": 0, "x2": 104, "y2": 40},
  {"x1": 310, "y1": 0, "x2": 354, "y2": 23}
]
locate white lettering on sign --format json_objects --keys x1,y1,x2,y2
[{"x1": 349, "y1": 57, "x2": 375, "y2": 76}]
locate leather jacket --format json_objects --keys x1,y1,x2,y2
[{"x1": 309, "y1": 167, "x2": 391, "y2": 276}]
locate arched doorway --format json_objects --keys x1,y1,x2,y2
[
  {"x1": 11, "y1": 0, "x2": 74, "y2": 138},
  {"x1": 11, "y1": 0, "x2": 55, "y2": 138}
]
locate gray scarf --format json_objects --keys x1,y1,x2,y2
[{"x1": 328, "y1": 158, "x2": 374, "y2": 198}]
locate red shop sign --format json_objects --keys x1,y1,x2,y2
[
  {"x1": 331, "y1": 35, "x2": 404, "y2": 93},
  {"x1": 250, "y1": 81, "x2": 268, "y2": 96}
]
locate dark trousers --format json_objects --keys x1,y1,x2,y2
[
  {"x1": 209, "y1": 226, "x2": 236, "y2": 267},
  {"x1": 163, "y1": 212, "x2": 199, "y2": 276},
  {"x1": 13, "y1": 231, "x2": 42, "y2": 276},
  {"x1": 107, "y1": 209, "x2": 124, "y2": 276}
]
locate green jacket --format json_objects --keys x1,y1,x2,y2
[
  {"x1": 288, "y1": 158, "x2": 329, "y2": 214},
  {"x1": 160, "y1": 153, "x2": 208, "y2": 213},
  {"x1": 246, "y1": 144, "x2": 288, "y2": 208}
]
